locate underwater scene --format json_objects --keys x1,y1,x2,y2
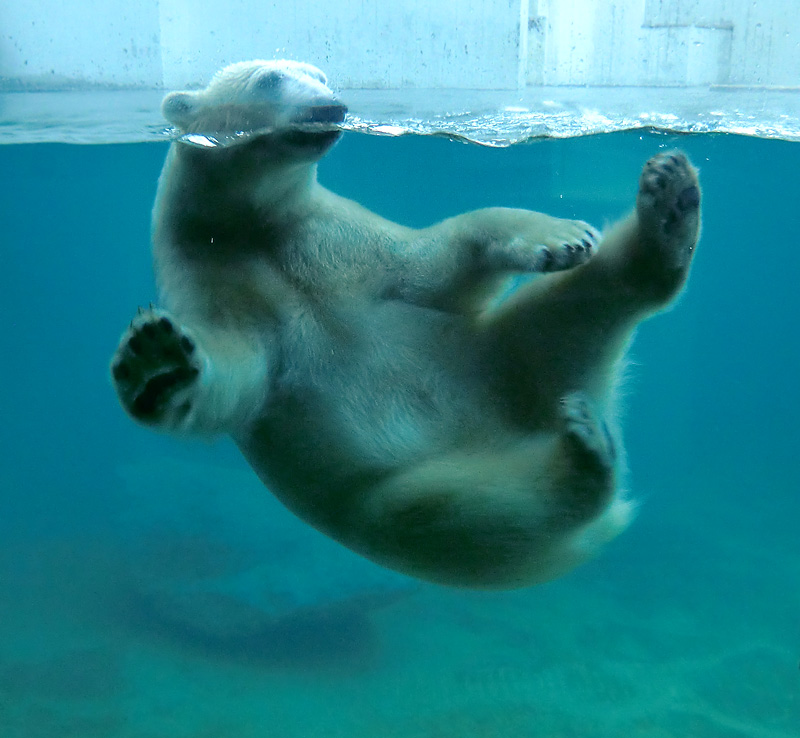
[{"x1": 1, "y1": 129, "x2": 798, "y2": 736}]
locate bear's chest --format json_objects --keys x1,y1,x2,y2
[{"x1": 238, "y1": 298, "x2": 501, "y2": 504}]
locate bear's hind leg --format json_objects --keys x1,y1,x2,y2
[
  {"x1": 349, "y1": 405, "x2": 620, "y2": 588},
  {"x1": 481, "y1": 150, "x2": 701, "y2": 421}
]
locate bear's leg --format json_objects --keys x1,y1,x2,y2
[
  {"x1": 110, "y1": 307, "x2": 269, "y2": 435},
  {"x1": 406, "y1": 209, "x2": 600, "y2": 313},
  {"x1": 481, "y1": 150, "x2": 701, "y2": 420},
  {"x1": 350, "y1": 393, "x2": 622, "y2": 588}
]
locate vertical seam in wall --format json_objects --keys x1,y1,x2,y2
[
  {"x1": 518, "y1": 0, "x2": 530, "y2": 89},
  {"x1": 156, "y1": 0, "x2": 166, "y2": 89}
]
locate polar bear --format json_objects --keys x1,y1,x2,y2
[{"x1": 110, "y1": 60, "x2": 701, "y2": 589}]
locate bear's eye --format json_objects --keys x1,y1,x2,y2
[{"x1": 254, "y1": 71, "x2": 283, "y2": 92}]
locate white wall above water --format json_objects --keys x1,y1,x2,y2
[
  {"x1": 1, "y1": 0, "x2": 799, "y2": 143},
  {"x1": 3, "y1": 0, "x2": 798, "y2": 91}
]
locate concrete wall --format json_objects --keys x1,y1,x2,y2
[
  {"x1": 2, "y1": 0, "x2": 797, "y2": 91},
  {"x1": 532, "y1": 0, "x2": 800, "y2": 87}
]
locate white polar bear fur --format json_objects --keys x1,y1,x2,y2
[{"x1": 111, "y1": 60, "x2": 701, "y2": 589}]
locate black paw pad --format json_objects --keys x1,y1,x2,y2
[
  {"x1": 180, "y1": 335, "x2": 195, "y2": 354},
  {"x1": 112, "y1": 362, "x2": 130, "y2": 381},
  {"x1": 677, "y1": 185, "x2": 700, "y2": 212},
  {"x1": 133, "y1": 366, "x2": 200, "y2": 419},
  {"x1": 128, "y1": 335, "x2": 144, "y2": 356},
  {"x1": 111, "y1": 308, "x2": 202, "y2": 426}
]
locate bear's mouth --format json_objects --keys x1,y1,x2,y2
[
  {"x1": 282, "y1": 128, "x2": 342, "y2": 149},
  {"x1": 297, "y1": 103, "x2": 348, "y2": 126},
  {"x1": 178, "y1": 103, "x2": 349, "y2": 154},
  {"x1": 283, "y1": 103, "x2": 348, "y2": 150}
]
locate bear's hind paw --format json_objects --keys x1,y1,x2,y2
[
  {"x1": 637, "y1": 150, "x2": 701, "y2": 269},
  {"x1": 559, "y1": 393, "x2": 616, "y2": 473},
  {"x1": 111, "y1": 308, "x2": 202, "y2": 428}
]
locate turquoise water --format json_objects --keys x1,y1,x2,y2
[{"x1": 1, "y1": 130, "x2": 798, "y2": 736}]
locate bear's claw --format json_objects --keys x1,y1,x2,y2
[{"x1": 534, "y1": 223, "x2": 599, "y2": 273}]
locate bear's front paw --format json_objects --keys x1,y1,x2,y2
[
  {"x1": 527, "y1": 218, "x2": 600, "y2": 273},
  {"x1": 637, "y1": 150, "x2": 701, "y2": 269},
  {"x1": 485, "y1": 218, "x2": 599, "y2": 275},
  {"x1": 110, "y1": 308, "x2": 202, "y2": 427},
  {"x1": 533, "y1": 221, "x2": 598, "y2": 273}
]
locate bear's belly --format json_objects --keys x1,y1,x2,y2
[{"x1": 233, "y1": 300, "x2": 504, "y2": 530}]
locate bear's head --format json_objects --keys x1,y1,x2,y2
[{"x1": 162, "y1": 60, "x2": 347, "y2": 163}]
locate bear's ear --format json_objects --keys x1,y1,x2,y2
[{"x1": 162, "y1": 91, "x2": 198, "y2": 128}]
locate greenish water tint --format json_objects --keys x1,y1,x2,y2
[{"x1": 0, "y1": 131, "x2": 798, "y2": 736}]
